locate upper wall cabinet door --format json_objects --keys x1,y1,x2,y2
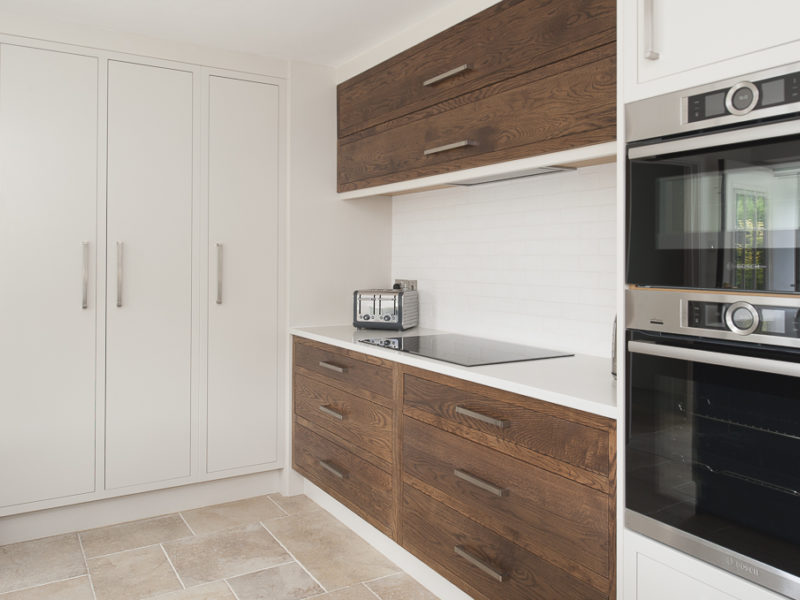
[
  {"x1": 105, "y1": 60, "x2": 193, "y2": 490},
  {"x1": 206, "y1": 75, "x2": 279, "y2": 474},
  {"x1": 0, "y1": 44, "x2": 98, "y2": 509}
]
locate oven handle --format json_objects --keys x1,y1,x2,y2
[
  {"x1": 628, "y1": 340, "x2": 800, "y2": 379},
  {"x1": 628, "y1": 119, "x2": 800, "y2": 159}
]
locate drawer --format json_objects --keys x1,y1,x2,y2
[
  {"x1": 294, "y1": 373, "x2": 394, "y2": 464},
  {"x1": 403, "y1": 371, "x2": 612, "y2": 476},
  {"x1": 293, "y1": 338, "x2": 393, "y2": 400},
  {"x1": 337, "y1": 45, "x2": 615, "y2": 192},
  {"x1": 403, "y1": 417, "x2": 610, "y2": 586},
  {"x1": 293, "y1": 422, "x2": 393, "y2": 536},
  {"x1": 402, "y1": 486, "x2": 607, "y2": 600}
]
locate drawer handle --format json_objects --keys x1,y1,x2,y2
[
  {"x1": 318, "y1": 404, "x2": 344, "y2": 420},
  {"x1": 453, "y1": 545, "x2": 506, "y2": 583},
  {"x1": 423, "y1": 140, "x2": 477, "y2": 156},
  {"x1": 455, "y1": 406, "x2": 510, "y2": 429},
  {"x1": 319, "y1": 361, "x2": 347, "y2": 374},
  {"x1": 454, "y1": 469, "x2": 508, "y2": 497},
  {"x1": 423, "y1": 63, "x2": 471, "y2": 87},
  {"x1": 318, "y1": 459, "x2": 348, "y2": 479},
  {"x1": 643, "y1": 0, "x2": 660, "y2": 60}
]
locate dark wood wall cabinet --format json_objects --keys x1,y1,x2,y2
[
  {"x1": 336, "y1": 0, "x2": 616, "y2": 192},
  {"x1": 292, "y1": 336, "x2": 616, "y2": 599}
]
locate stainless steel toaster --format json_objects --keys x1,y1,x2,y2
[{"x1": 353, "y1": 288, "x2": 418, "y2": 330}]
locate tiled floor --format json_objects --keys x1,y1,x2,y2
[{"x1": 0, "y1": 494, "x2": 439, "y2": 600}]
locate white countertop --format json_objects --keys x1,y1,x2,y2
[{"x1": 290, "y1": 325, "x2": 617, "y2": 420}]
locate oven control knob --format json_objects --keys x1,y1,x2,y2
[
  {"x1": 725, "y1": 81, "x2": 759, "y2": 116},
  {"x1": 725, "y1": 301, "x2": 759, "y2": 335}
]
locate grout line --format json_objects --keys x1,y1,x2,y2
[
  {"x1": 77, "y1": 534, "x2": 99, "y2": 600},
  {"x1": 223, "y1": 578, "x2": 242, "y2": 600},
  {"x1": 0, "y1": 574, "x2": 92, "y2": 597},
  {"x1": 266, "y1": 494, "x2": 290, "y2": 517},
  {"x1": 86, "y1": 541, "x2": 183, "y2": 561},
  {"x1": 361, "y1": 572, "x2": 400, "y2": 585},
  {"x1": 259, "y1": 521, "x2": 327, "y2": 594},
  {"x1": 159, "y1": 544, "x2": 186, "y2": 590},
  {"x1": 362, "y1": 582, "x2": 384, "y2": 600},
  {"x1": 178, "y1": 512, "x2": 198, "y2": 536}
]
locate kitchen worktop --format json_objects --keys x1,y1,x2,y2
[{"x1": 291, "y1": 325, "x2": 617, "y2": 419}]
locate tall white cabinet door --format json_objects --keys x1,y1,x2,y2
[
  {"x1": 106, "y1": 61, "x2": 193, "y2": 489},
  {"x1": 0, "y1": 44, "x2": 98, "y2": 507},
  {"x1": 207, "y1": 76, "x2": 279, "y2": 473}
]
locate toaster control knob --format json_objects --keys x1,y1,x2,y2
[
  {"x1": 383, "y1": 315, "x2": 391, "y2": 321},
  {"x1": 362, "y1": 314, "x2": 370, "y2": 320}
]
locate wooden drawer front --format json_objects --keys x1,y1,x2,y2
[
  {"x1": 403, "y1": 486, "x2": 606, "y2": 600},
  {"x1": 337, "y1": 0, "x2": 615, "y2": 137},
  {"x1": 338, "y1": 46, "x2": 615, "y2": 192},
  {"x1": 294, "y1": 339, "x2": 393, "y2": 400},
  {"x1": 293, "y1": 423, "x2": 393, "y2": 535},
  {"x1": 294, "y1": 373, "x2": 394, "y2": 464},
  {"x1": 403, "y1": 373, "x2": 611, "y2": 475},
  {"x1": 403, "y1": 417, "x2": 609, "y2": 583}
]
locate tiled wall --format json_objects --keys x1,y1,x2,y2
[{"x1": 391, "y1": 163, "x2": 616, "y2": 358}]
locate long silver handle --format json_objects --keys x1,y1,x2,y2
[
  {"x1": 215, "y1": 242, "x2": 223, "y2": 305},
  {"x1": 319, "y1": 361, "x2": 347, "y2": 374},
  {"x1": 424, "y1": 140, "x2": 476, "y2": 156},
  {"x1": 643, "y1": 0, "x2": 659, "y2": 60},
  {"x1": 454, "y1": 469, "x2": 508, "y2": 497},
  {"x1": 453, "y1": 546, "x2": 505, "y2": 582},
  {"x1": 423, "y1": 64, "x2": 471, "y2": 87},
  {"x1": 318, "y1": 405, "x2": 344, "y2": 421},
  {"x1": 81, "y1": 242, "x2": 89, "y2": 309},
  {"x1": 455, "y1": 406, "x2": 510, "y2": 429},
  {"x1": 116, "y1": 241, "x2": 123, "y2": 308},
  {"x1": 628, "y1": 340, "x2": 800, "y2": 379},
  {"x1": 318, "y1": 460, "x2": 347, "y2": 479}
]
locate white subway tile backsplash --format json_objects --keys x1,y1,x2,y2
[{"x1": 391, "y1": 163, "x2": 617, "y2": 357}]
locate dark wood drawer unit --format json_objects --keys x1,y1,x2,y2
[
  {"x1": 337, "y1": 0, "x2": 615, "y2": 138},
  {"x1": 294, "y1": 422, "x2": 394, "y2": 536},
  {"x1": 403, "y1": 486, "x2": 606, "y2": 600}
]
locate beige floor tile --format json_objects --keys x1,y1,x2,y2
[
  {"x1": 163, "y1": 523, "x2": 290, "y2": 587},
  {"x1": 267, "y1": 493, "x2": 321, "y2": 516},
  {"x1": 151, "y1": 580, "x2": 235, "y2": 600},
  {"x1": 80, "y1": 514, "x2": 192, "y2": 558},
  {"x1": 265, "y1": 510, "x2": 398, "y2": 590},
  {"x1": 365, "y1": 573, "x2": 439, "y2": 600},
  {"x1": 0, "y1": 576, "x2": 93, "y2": 600},
  {"x1": 181, "y1": 496, "x2": 286, "y2": 534},
  {"x1": 227, "y1": 563, "x2": 323, "y2": 600},
  {"x1": 88, "y1": 545, "x2": 182, "y2": 600},
  {"x1": 309, "y1": 584, "x2": 377, "y2": 600},
  {"x1": 0, "y1": 533, "x2": 86, "y2": 594}
]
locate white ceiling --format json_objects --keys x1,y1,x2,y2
[{"x1": 0, "y1": 0, "x2": 460, "y2": 66}]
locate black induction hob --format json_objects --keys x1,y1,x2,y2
[{"x1": 358, "y1": 333, "x2": 572, "y2": 367}]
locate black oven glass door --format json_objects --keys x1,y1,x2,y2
[
  {"x1": 626, "y1": 330, "x2": 800, "y2": 579},
  {"x1": 628, "y1": 131, "x2": 800, "y2": 292}
]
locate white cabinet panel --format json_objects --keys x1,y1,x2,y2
[
  {"x1": 0, "y1": 44, "x2": 98, "y2": 506},
  {"x1": 636, "y1": 555, "x2": 737, "y2": 600},
  {"x1": 206, "y1": 76, "x2": 279, "y2": 473},
  {"x1": 105, "y1": 60, "x2": 193, "y2": 489}
]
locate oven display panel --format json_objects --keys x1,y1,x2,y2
[{"x1": 687, "y1": 71, "x2": 800, "y2": 122}]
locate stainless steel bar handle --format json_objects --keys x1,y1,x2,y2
[
  {"x1": 318, "y1": 405, "x2": 345, "y2": 421},
  {"x1": 318, "y1": 460, "x2": 347, "y2": 479},
  {"x1": 319, "y1": 361, "x2": 347, "y2": 374},
  {"x1": 453, "y1": 546, "x2": 506, "y2": 582},
  {"x1": 215, "y1": 242, "x2": 223, "y2": 305},
  {"x1": 424, "y1": 140, "x2": 477, "y2": 156},
  {"x1": 454, "y1": 469, "x2": 508, "y2": 497},
  {"x1": 643, "y1": 0, "x2": 660, "y2": 60},
  {"x1": 455, "y1": 405, "x2": 510, "y2": 429},
  {"x1": 628, "y1": 340, "x2": 800, "y2": 379},
  {"x1": 423, "y1": 64, "x2": 471, "y2": 87},
  {"x1": 116, "y1": 241, "x2": 123, "y2": 308},
  {"x1": 81, "y1": 242, "x2": 89, "y2": 309}
]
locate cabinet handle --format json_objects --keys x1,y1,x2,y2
[
  {"x1": 423, "y1": 64, "x2": 471, "y2": 87},
  {"x1": 453, "y1": 545, "x2": 506, "y2": 582},
  {"x1": 423, "y1": 140, "x2": 477, "y2": 156},
  {"x1": 643, "y1": 0, "x2": 660, "y2": 60},
  {"x1": 319, "y1": 361, "x2": 347, "y2": 374},
  {"x1": 215, "y1": 242, "x2": 223, "y2": 305},
  {"x1": 81, "y1": 242, "x2": 89, "y2": 309},
  {"x1": 318, "y1": 404, "x2": 344, "y2": 420},
  {"x1": 116, "y1": 241, "x2": 123, "y2": 308},
  {"x1": 318, "y1": 459, "x2": 348, "y2": 479},
  {"x1": 454, "y1": 469, "x2": 508, "y2": 497},
  {"x1": 455, "y1": 406, "x2": 510, "y2": 429}
]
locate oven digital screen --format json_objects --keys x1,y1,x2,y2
[
  {"x1": 761, "y1": 308, "x2": 787, "y2": 334},
  {"x1": 760, "y1": 78, "x2": 785, "y2": 107},
  {"x1": 704, "y1": 91, "x2": 726, "y2": 117}
]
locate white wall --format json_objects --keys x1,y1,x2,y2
[{"x1": 392, "y1": 163, "x2": 616, "y2": 357}]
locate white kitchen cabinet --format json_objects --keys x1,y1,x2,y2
[
  {"x1": 0, "y1": 44, "x2": 99, "y2": 507},
  {"x1": 206, "y1": 75, "x2": 279, "y2": 474},
  {"x1": 105, "y1": 60, "x2": 194, "y2": 489},
  {"x1": 623, "y1": 0, "x2": 800, "y2": 102}
]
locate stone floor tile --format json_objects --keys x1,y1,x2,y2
[
  {"x1": 0, "y1": 533, "x2": 86, "y2": 594},
  {"x1": 151, "y1": 580, "x2": 236, "y2": 600},
  {"x1": 181, "y1": 496, "x2": 286, "y2": 535},
  {"x1": 267, "y1": 494, "x2": 321, "y2": 517},
  {"x1": 88, "y1": 545, "x2": 182, "y2": 600},
  {"x1": 365, "y1": 573, "x2": 439, "y2": 600},
  {"x1": 227, "y1": 563, "x2": 323, "y2": 600},
  {"x1": 0, "y1": 576, "x2": 93, "y2": 600},
  {"x1": 80, "y1": 514, "x2": 192, "y2": 558},
  {"x1": 308, "y1": 583, "x2": 377, "y2": 600}
]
